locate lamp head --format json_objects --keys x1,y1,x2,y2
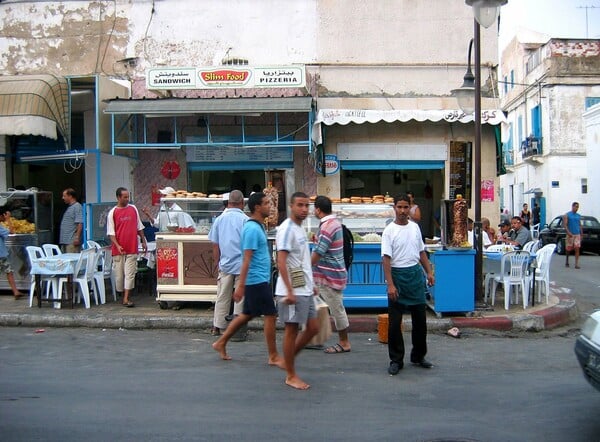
[
  {"x1": 465, "y1": 0, "x2": 508, "y2": 29},
  {"x1": 451, "y1": 67, "x2": 475, "y2": 114}
]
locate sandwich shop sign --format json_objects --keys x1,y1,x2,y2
[{"x1": 147, "y1": 66, "x2": 305, "y2": 90}]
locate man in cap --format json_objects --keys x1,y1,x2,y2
[
  {"x1": 496, "y1": 219, "x2": 511, "y2": 242},
  {"x1": 142, "y1": 186, "x2": 195, "y2": 232},
  {"x1": 498, "y1": 216, "x2": 532, "y2": 249}
]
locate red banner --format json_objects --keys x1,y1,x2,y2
[
  {"x1": 156, "y1": 246, "x2": 178, "y2": 280},
  {"x1": 481, "y1": 179, "x2": 494, "y2": 202}
]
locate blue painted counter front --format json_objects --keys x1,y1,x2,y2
[
  {"x1": 427, "y1": 249, "x2": 475, "y2": 316},
  {"x1": 344, "y1": 243, "x2": 387, "y2": 308}
]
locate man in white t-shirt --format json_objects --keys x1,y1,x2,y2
[
  {"x1": 381, "y1": 194, "x2": 435, "y2": 376},
  {"x1": 467, "y1": 218, "x2": 492, "y2": 249},
  {"x1": 275, "y1": 191, "x2": 319, "y2": 390},
  {"x1": 142, "y1": 186, "x2": 195, "y2": 232}
]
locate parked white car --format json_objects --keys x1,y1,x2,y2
[{"x1": 575, "y1": 310, "x2": 600, "y2": 391}]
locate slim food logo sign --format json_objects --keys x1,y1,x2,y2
[
  {"x1": 147, "y1": 66, "x2": 305, "y2": 90},
  {"x1": 199, "y1": 68, "x2": 252, "y2": 88}
]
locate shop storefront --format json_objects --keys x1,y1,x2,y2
[
  {"x1": 312, "y1": 108, "x2": 507, "y2": 238},
  {"x1": 104, "y1": 66, "x2": 315, "y2": 215}
]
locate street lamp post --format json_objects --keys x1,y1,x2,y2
[{"x1": 453, "y1": 0, "x2": 507, "y2": 304}]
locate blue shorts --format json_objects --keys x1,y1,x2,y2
[{"x1": 242, "y1": 282, "x2": 277, "y2": 317}]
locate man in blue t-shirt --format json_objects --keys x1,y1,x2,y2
[
  {"x1": 563, "y1": 201, "x2": 583, "y2": 269},
  {"x1": 208, "y1": 190, "x2": 248, "y2": 335},
  {"x1": 212, "y1": 192, "x2": 282, "y2": 367}
]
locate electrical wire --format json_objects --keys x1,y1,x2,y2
[
  {"x1": 143, "y1": 0, "x2": 156, "y2": 62},
  {"x1": 98, "y1": 0, "x2": 118, "y2": 76}
]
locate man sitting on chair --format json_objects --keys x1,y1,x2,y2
[{"x1": 498, "y1": 216, "x2": 532, "y2": 249}]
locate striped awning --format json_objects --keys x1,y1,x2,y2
[{"x1": 0, "y1": 75, "x2": 69, "y2": 143}]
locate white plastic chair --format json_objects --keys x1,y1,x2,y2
[
  {"x1": 42, "y1": 243, "x2": 62, "y2": 257},
  {"x1": 491, "y1": 251, "x2": 531, "y2": 310},
  {"x1": 56, "y1": 248, "x2": 96, "y2": 309},
  {"x1": 532, "y1": 243, "x2": 556, "y2": 304},
  {"x1": 88, "y1": 242, "x2": 116, "y2": 302},
  {"x1": 531, "y1": 223, "x2": 540, "y2": 239},
  {"x1": 522, "y1": 240, "x2": 540, "y2": 253},
  {"x1": 93, "y1": 247, "x2": 117, "y2": 303},
  {"x1": 25, "y1": 246, "x2": 59, "y2": 308},
  {"x1": 86, "y1": 240, "x2": 102, "y2": 250}
]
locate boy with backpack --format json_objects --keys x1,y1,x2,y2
[
  {"x1": 310, "y1": 196, "x2": 351, "y2": 354},
  {"x1": 0, "y1": 206, "x2": 26, "y2": 299}
]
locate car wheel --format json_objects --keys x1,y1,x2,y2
[{"x1": 556, "y1": 239, "x2": 565, "y2": 255}]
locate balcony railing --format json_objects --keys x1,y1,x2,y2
[
  {"x1": 520, "y1": 136, "x2": 542, "y2": 159},
  {"x1": 502, "y1": 149, "x2": 514, "y2": 167}
]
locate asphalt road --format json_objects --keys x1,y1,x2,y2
[
  {"x1": 549, "y1": 253, "x2": 600, "y2": 319},
  {"x1": 1, "y1": 326, "x2": 599, "y2": 442}
]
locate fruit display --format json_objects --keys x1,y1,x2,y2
[
  {"x1": 0, "y1": 218, "x2": 36, "y2": 234},
  {"x1": 175, "y1": 226, "x2": 195, "y2": 234}
]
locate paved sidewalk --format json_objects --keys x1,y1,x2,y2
[{"x1": 0, "y1": 282, "x2": 578, "y2": 333}]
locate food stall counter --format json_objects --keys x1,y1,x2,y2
[{"x1": 155, "y1": 233, "x2": 217, "y2": 308}]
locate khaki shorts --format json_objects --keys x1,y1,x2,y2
[
  {"x1": 112, "y1": 254, "x2": 138, "y2": 291},
  {"x1": 62, "y1": 244, "x2": 82, "y2": 253},
  {"x1": 316, "y1": 284, "x2": 349, "y2": 331},
  {"x1": 566, "y1": 234, "x2": 581, "y2": 251},
  {"x1": 0, "y1": 257, "x2": 13, "y2": 274}
]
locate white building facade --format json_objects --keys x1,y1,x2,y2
[{"x1": 500, "y1": 35, "x2": 600, "y2": 225}]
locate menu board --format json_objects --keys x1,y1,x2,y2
[
  {"x1": 186, "y1": 145, "x2": 292, "y2": 163},
  {"x1": 449, "y1": 141, "x2": 472, "y2": 205}
]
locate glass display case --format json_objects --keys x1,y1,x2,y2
[
  {"x1": 0, "y1": 190, "x2": 53, "y2": 291},
  {"x1": 304, "y1": 203, "x2": 394, "y2": 243},
  {"x1": 159, "y1": 197, "x2": 234, "y2": 234}
]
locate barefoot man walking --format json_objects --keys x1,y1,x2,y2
[
  {"x1": 275, "y1": 192, "x2": 320, "y2": 390},
  {"x1": 212, "y1": 192, "x2": 282, "y2": 366}
]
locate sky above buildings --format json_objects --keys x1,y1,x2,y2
[{"x1": 499, "y1": 0, "x2": 600, "y2": 49}]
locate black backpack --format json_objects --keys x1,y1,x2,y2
[{"x1": 341, "y1": 224, "x2": 354, "y2": 270}]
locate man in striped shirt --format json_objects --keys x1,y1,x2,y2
[{"x1": 311, "y1": 196, "x2": 351, "y2": 354}]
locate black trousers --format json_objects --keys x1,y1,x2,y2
[{"x1": 388, "y1": 301, "x2": 427, "y2": 364}]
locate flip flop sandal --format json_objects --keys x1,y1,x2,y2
[
  {"x1": 122, "y1": 301, "x2": 135, "y2": 307},
  {"x1": 324, "y1": 343, "x2": 351, "y2": 354}
]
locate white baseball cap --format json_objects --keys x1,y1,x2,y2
[{"x1": 158, "y1": 186, "x2": 176, "y2": 195}]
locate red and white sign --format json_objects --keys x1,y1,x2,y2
[
  {"x1": 481, "y1": 179, "x2": 494, "y2": 202},
  {"x1": 157, "y1": 245, "x2": 178, "y2": 281}
]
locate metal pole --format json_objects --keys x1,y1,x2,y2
[{"x1": 474, "y1": 19, "x2": 483, "y2": 303}]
